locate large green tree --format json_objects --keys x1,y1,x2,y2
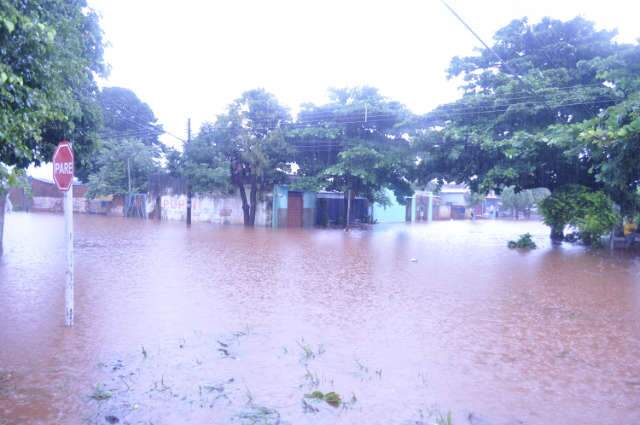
[
  {"x1": 195, "y1": 89, "x2": 293, "y2": 226},
  {"x1": 288, "y1": 87, "x2": 415, "y2": 227},
  {"x1": 413, "y1": 17, "x2": 623, "y2": 193},
  {"x1": 499, "y1": 187, "x2": 550, "y2": 219},
  {"x1": 169, "y1": 133, "x2": 230, "y2": 195},
  {"x1": 87, "y1": 138, "x2": 160, "y2": 197},
  {"x1": 99, "y1": 87, "x2": 164, "y2": 148},
  {"x1": 551, "y1": 43, "x2": 640, "y2": 215},
  {"x1": 0, "y1": 0, "x2": 105, "y2": 254},
  {"x1": 412, "y1": 16, "x2": 640, "y2": 238}
]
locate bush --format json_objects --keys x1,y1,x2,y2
[
  {"x1": 539, "y1": 185, "x2": 619, "y2": 245},
  {"x1": 508, "y1": 233, "x2": 537, "y2": 249}
]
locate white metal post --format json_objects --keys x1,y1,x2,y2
[{"x1": 64, "y1": 185, "x2": 74, "y2": 326}]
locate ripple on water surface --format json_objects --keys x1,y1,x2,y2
[{"x1": 1, "y1": 213, "x2": 639, "y2": 425}]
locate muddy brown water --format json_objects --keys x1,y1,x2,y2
[{"x1": 1, "y1": 212, "x2": 639, "y2": 425}]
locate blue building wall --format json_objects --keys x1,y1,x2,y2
[
  {"x1": 272, "y1": 185, "x2": 289, "y2": 228},
  {"x1": 372, "y1": 189, "x2": 406, "y2": 223}
]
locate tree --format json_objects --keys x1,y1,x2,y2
[
  {"x1": 0, "y1": 0, "x2": 105, "y2": 254},
  {"x1": 539, "y1": 185, "x2": 619, "y2": 244},
  {"x1": 0, "y1": 167, "x2": 27, "y2": 255},
  {"x1": 499, "y1": 187, "x2": 550, "y2": 219},
  {"x1": 197, "y1": 89, "x2": 293, "y2": 226},
  {"x1": 171, "y1": 133, "x2": 230, "y2": 194},
  {"x1": 465, "y1": 191, "x2": 486, "y2": 210},
  {"x1": 412, "y1": 16, "x2": 636, "y2": 237},
  {"x1": 288, "y1": 87, "x2": 415, "y2": 228},
  {"x1": 99, "y1": 87, "x2": 164, "y2": 148},
  {"x1": 413, "y1": 17, "x2": 624, "y2": 191},
  {"x1": 554, "y1": 43, "x2": 640, "y2": 216},
  {"x1": 87, "y1": 138, "x2": 160, "y2": 198}
]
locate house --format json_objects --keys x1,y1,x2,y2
[
  {"x1": 315, "y1": 191, "x2": 368, "y2": 227},
  {"x1": 272, "y1": 185, "x2": 369, "y2": 228}
]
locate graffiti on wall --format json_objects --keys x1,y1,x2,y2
[{"x1": 161, "y1": 195, "x2": 269, "y2": 225}]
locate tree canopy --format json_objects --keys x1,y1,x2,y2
[
  {"x1": 99, "y1": 87, "x2": 164, "y2": 148},
  {"x1": 87, "y1": 138, "x2": 160, "y2": 198},
  {"x1": 180, "y1": 89, "x2": 293, "y2": 225},
  {"x1": 0, "y1": 0, "x2": 106, "y2": 175},
  {"x1": 0, "y1": 0, "x2": 105, "y2": 254},
  {"x1": 288, "y1": 87, "x2": 415, "y2": 205},
  {"x1": 413, "y1": 17, "x2": 626, "y2": 194}
]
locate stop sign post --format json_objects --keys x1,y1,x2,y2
[{"x1": 53, "y1": 141, "x2": 75, "y2": 326}]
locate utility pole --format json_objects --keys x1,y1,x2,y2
[
  {"x1": 186, "y1": 118, "x2": 192, "y2": 227},
  {"x1": 127, "y1": 157, "x2": 132, "y2": 194},
  {"x1": 345, "y1": 189, "x2": 352, "y2": 232}
]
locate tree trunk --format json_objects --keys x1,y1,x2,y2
[
  {"x1": 550, "y1": 224, "x2": 564, "y2": 242},
  {"x1": 248, "y1": 181, "x2": 257, "y2": 226},
  {"x1": 237, "y1": 183, "x2": 251, "y2": 225},
  {"x1": 515, "y1": 209, "x2": 519, "y2": 220},
  {"x1": 0, "y1": 193, "x2": 5, "y2": 256},
  {"x1": 345, "y1": 189, "x2": 352, "y2": 231}
]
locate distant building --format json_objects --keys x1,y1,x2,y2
[
  {"x1": 27, "y1": 177, "x2": 88, "y2": 213},
  {"x1": 271, "y1": 185, "x2": 369, "y2": 228}
]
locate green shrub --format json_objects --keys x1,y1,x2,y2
[
  {"x1": 508, "y1": 233, "x2": 537, "y2": 249},
  {"x1": 539, "y1": 185, "x2": 619, "y2": 245}
]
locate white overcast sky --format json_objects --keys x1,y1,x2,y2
[{"x1": 31, "y1": 0, "x2": 640, "y2": 179}]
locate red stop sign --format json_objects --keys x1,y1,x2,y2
[{"x1": 52, "y1": 141, "x2": 74, "y2": 191}]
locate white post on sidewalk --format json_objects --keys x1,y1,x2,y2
[
  {"x1": 64, "y1": 183, "x2": 74, "y2": 326},
  {"x1": 53, "y1": 140, "x2": 75, "y2": 326}
]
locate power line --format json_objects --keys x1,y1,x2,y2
[
  {"x1": 102, "y1": 99, "x2": 186, "y2": 143},
  {"x1": 98, "y1": 81, "x2": 618, "y2": 143},
  {"x1": 440, "y1": 0, "x2": 555, "y2": 112},
  {"x1": 98, "y1": 87, "x2": 619, "y2": 144}
]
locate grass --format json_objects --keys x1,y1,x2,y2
[
  {"x1": 303, "y1": 390, "x2": 342, "y2": 408},
  {"x1": 435, "y1": 411, "x2": 453, "y2": 425},
  {"x1": 89, "y1": 384, "x2": 112, "y2": 401},
  {"x1": 296, "y1": 338, "x2": 325, "y2": 362}
]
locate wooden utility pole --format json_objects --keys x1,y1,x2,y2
[
  {"x1": 186, "y1": 118, "x2": 192, "y2": 227},
  {"x1": 345, "y1": 189, "x2": 352, "y2": 231}
]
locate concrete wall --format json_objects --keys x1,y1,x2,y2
[
  {"x1": 161, "y1": 193, "x2": 270, "y2": 226},
  {"x1": 272, "y1": 185, "x2": 288, "y2": 228},
  {"x1": 32, "y1": 196, "x2": 87, "y2": 213}
]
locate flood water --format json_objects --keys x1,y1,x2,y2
[{"x1": 1, "y1": 212, "x2": 639, "y2": 425}]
